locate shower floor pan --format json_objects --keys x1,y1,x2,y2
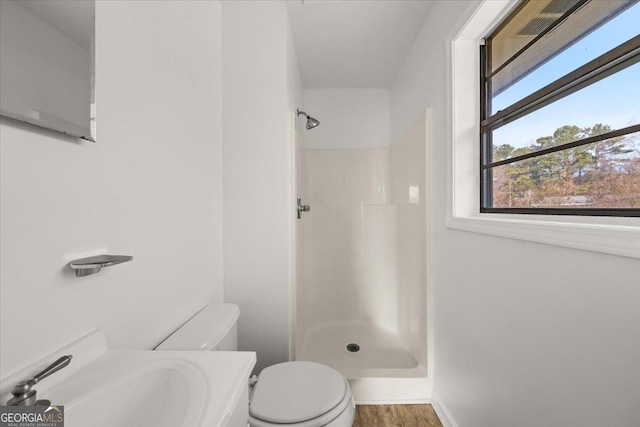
[{"x1": 297, "y1": 322, "x2": 430, "y2": 403}]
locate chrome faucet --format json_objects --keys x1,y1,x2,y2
[{"x1": 7, "y1": 355, "x2": 72, "y2": 406}]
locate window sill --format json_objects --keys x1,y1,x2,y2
[{"x1": 446, "y1": 213, "x2": 640, "y2": 259}]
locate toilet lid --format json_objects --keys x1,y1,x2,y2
[{"x1": 250, "y1": 361, "x2": 347, "y2": 424}]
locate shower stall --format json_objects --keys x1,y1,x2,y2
[{"x1": 294, "y1": 111, "x2": 431, "y2": 403}]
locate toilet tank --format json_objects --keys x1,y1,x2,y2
[{"x1": 155, "y1": 304, "x2": 240, "y2": 351}]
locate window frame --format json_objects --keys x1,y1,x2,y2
[
  {"x1": 446, "y1": 0, "x2": 640, "y2": 260},
  {"x1": 479, "y1": 0, "x2": 640, "y2": 217}
]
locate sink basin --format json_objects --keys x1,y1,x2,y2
[
  {"x1": 48, "y1": 360, "x2": 207, "y2": 427},
  {"x1": 0, "y1": 330, "x2": 256, "y2": 427}
]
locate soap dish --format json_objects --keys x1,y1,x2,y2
[{"x1": 69, "y1": 255, "x2": 133, "y2": 277}]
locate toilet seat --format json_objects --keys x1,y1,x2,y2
[{"x1": 249, "y1": 361, "x2": 355, "y2": 427}]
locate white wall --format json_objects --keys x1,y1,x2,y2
[
  {"x1": 0, "y1": 0, "x2": 224, "y2": 378},
  {"x1": 302, "y1": 89, "x2": 390, "y2": 149},
  {"x1": 222, "y1": 1, "x2": 301, "y2": 373},
  {"x1": 391, "y1": 2, "x2": 640, "y2": 426},
  {"x1": 287, "y1": 21, "x2": 303, "y2": 121},
  {"x1": 287, "y1": 19, "x2": 303, "y2": 361}
]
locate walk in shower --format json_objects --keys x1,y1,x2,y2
[{"x1": 295, "y1": 111, "x2": 430, "y2": 403}]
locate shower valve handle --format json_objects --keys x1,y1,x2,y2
[{"x1": 297, "y1": 198, "x2": 311, "y2": 219}]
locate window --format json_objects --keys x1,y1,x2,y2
[{"x1": 480, "y1": 0, "x2": 640, "y2": 217}]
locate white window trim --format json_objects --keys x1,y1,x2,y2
[{"x1": 446, "y1": 0, "x2": 640, "y2": 260}]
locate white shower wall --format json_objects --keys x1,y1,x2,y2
[
  {"x1": 392, "y1": 114, "x2": 428, "y2": 371},
  {"x1": 297, "y1": 148, "x2": 398, "y2": 334}
]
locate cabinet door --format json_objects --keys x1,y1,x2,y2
[{"x1": 226, "y1": 386, "x2": 249, "y2": 427}]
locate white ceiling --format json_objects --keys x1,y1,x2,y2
[
  {"x1": 17, "y1": 0, "x2": 94, "y2": 49},
  {"x1": 287, "y1": 0, "x2": 433, "y2": 88}
]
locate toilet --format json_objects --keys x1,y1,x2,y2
[{"x1": 155, "y1": 304, "x2": 356, "y2": 427}]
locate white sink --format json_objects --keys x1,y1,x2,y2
[
  {"x1": 48, "y1": 360, "x2": 207, "y2": 427},
  {"x1": 0, "y1": 331, "x2": 256, "y2": 427}
]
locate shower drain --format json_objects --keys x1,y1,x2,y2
[{"x1": 346, "y1": 343, "x2": 360, "y2": 353}]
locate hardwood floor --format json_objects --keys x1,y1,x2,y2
[{"x1": 353, "y1": 404, "x2": 443, "y2": 427}]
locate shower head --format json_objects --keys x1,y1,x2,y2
[
  {"x1": 306, "y1": 116, "x2": 320, "y2": 130},
  {"x1": 297, "y1": 109, "x2": 320, "y2": 130}
]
